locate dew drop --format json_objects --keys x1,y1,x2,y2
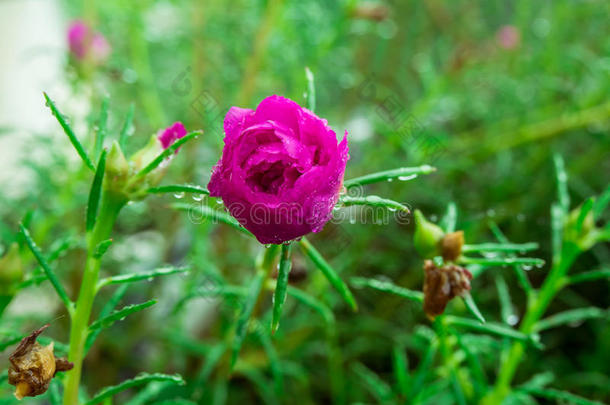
[
  {"x1": 387, "y1": 178, "x2": 393, "y2": 182},
  {"x1": 507, "y1": 314, "x2": 519, "y2": 325},
  {"x1": 193, "y1": 194, "x2": 204, "y2": 201},
  {"x1": 521, "y1": 264, "x2": 533, "y2": 271},
  {"x1": 174, "y1": 191, "x2": 185, "y2": 199},
  {"x1": 398, "y1": 174, "x2": 417, "y2": 181}
]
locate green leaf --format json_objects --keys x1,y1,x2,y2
[
  {"x1": 462, "y1": 293, "x2": 486, "y2": 324},
  {"x1": 286, "y1": 286, "x2": 334, "y2": 325},
  {"x1": 392, "y1": 343, "x2": 410, "y2": 398},
  {"x1": 136, "y1": 131, "x2": 201, "y2": 177},
  {"x1": 551, "y1": 203, "x2": 564, "y2": 261},
  {"x1": 440, "y1": 202, "x2": 457, "y2": 233},
  {"x1": 172, "y1": 203, "x2": 252, "y2": 237},
  {"x1": 94, "y1": 96, "x2": 110, "y2": 160},
  {"x1": 553, "y1": 154, "x2": 570, "y2": 215},
  {"x1": 193, "y1": 343, "x2": 227, "y2": 397},
  {"x1": 344, "y1": 165, "x2": 436, "y2": 187},
  {"x1": 299, "y1": 237, "x2": 357, "y2": 311},
  {"x1": 444, "y1": 316, "x2": 539, "y2": 346},
  {"x1": 19, "y1": 224, "x2": 73, "y2": 311},
  {"x1": 409, "y1": 339, "x2": 437, "y2": 399},
  {"x1": 119, "y1": 103, "x2": 135, "y2": 150},
  {"x1": 339, "y1": 195, "x2": 410, "y2": 212},
  {"x1": 43, "y1": 92, "x2": 95, "y2": 171},
  {"x1": 454, "y1": 332, "x2": 487, "y2": 397},
  {"x1": 305, "y1": 67, "x2": 316, "y2": 112},
  {"x1": 98, "y1": 266, "x2": 189, "y2": 289},
  {"x1": 462, "y1": 242, "x2": 539, "y2": 253},
  {"x1": 174, "y1": 284, "x2": 246, "y2": 313},
  {"x1": 495, "y1": 275, "x2": 516, "y2": 325},
  {"x1": 566, "y1": 269, "x2": 610, "y2": 285},
  {"x1": 147, "y1": 184, "x2": 209, "y2": 196},
  {"x1": 593, "y1": 184, "x2": 610, "y2": 220},
  {"x1": 231, "y1": 272, "x2": 266, "y2": 369},
  {"x1": 488, "y1": 221, "x2": 534, "y2": 293},
  {"x1": 535, "y1": 307, "x2": 608, "y2": 332},
  {"x1": 517, "y1": 387, "x2": 604, "y2": 405},
  {"x1": 350, "y1": 276, "x2": 423, "y2": 302},
  {"x1": 48, "y1": 379, "x2": 62, "y2": 405},
  {"x1": 86, "y1": 149, "x2": 108, "y2": 231},
  {"x1": 576, "y1": 197, "x2": 594, "y2": 234},
  {"x1": 253, "y1": 321, "x2": 284, "y2": 396},
  {"x1": 85, "y1": 373, "x2": 185, "y2": 405},
  {"x1": 85, "y1": 284, "x2": 128, "y2": 354},
  {"x1": 271, "y1": 244, "x2": 292, "y2": 334},
  {"x1": 88, "y1": 300, "x2": 156, "y2": 331},
  {"x1": 94, "y1": 239, "x2": 114, "y2": 259},
  {"x1": 459, "y1": 256, "x2": 545, "y2": 268},
  {"x1": 352, "y1": 362, "x2": 394, "y2": 403}
]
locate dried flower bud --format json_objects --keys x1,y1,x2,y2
[
  {"x1": 441, "y1": 231, "x2": 465, "y2": 261},
  {"x1": 423, "y1": 260, "x2": 472, "y2": 319},
  {"x1": 414, "y1": 210, "x2": 445, "y2": 259},
  {"x1": 8, "y1": 324, "x2": 73, "y2": 400}
]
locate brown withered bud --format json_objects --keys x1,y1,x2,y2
[
  {"x1": 351, "y1": 2, "x2": 389, "y2": 22},
  {"x1": 8, "y1": 324, "x2": 74, "y2": 400},
  {"x1": 441, "y1": 231, "x2": 465, "y2": 262},
  {"x1": 423, "y1": 260, "x2": 472, "y2": 319}
]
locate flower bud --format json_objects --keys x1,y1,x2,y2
[
  {"x1": 8, "y1": 324, "x2": 73, "y2": 400},
  {"x1": 413, "y1": 210, "x2": 445, "y2": 259},
  {"x1": 564, "y1": 203, "x2": 597, "y2": 249},
  {"x1": 441, "y1": 231, "x2": 465, "y2": 261},
  {"x1": 423, "y1": 260, "x2": 472, "y2": 319},
  {"x1": 104, "y1": 122, "x2": 189, "y2": 201}
]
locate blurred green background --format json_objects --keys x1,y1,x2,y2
[{"x1": 0, "y1": 0, "x2": 609, "y2": 403}]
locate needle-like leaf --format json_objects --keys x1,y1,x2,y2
[
  {"x1": 136, "y1": 131, "x2": 201, "y2": 177},
  {"x1": 86, "y1": 149, "x2": 108, "y2": 231},
  {"x1": 98, "y1": 266, "x2": 189, "y2": 289},
  {"x1": 271, "y1": 244, "x2": 292, "y2": 334},
  {"x1": 300, "y1": 237, "x2": 357, "y2": 311},
  {"x1": 43, "y1": 92, "x2": 95, "y2": 171},
  {"x1": 88, "y1": 300, "x2": 156, "y2": 331},
  {"x1": 344, "y1": 165, "x2": 436, "y2": 187},
  {"x1": 85, "y1": 373, "x2": 185, "y2": 405},
  {"x1": 20, "y1": 224, "x2": 73, "y2": 311},
  {"x1": 147, "y1": 184, "x2": 209, "y2": 195}
]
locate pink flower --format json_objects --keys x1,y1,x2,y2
[
  {"x1": 157, "y1": 122, "x2": 187, "y2": 150},
  {"x1": 208, "y1": 95, "x2": 349, "y2": 244},
  {"x1": 67, "y1": 20, "x2": 111, "y2": 63},
  {"x1": 496, "y1": 25, "x2": 521, "y2": 50}
]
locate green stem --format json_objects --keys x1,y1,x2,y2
[
  {"x1": 63, "y1": 192, "x2": 126, "y2": 405},
  {"x1": 481, "y1": 242, "x2": 580, "y2": 404}
]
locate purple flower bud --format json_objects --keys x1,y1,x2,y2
[
  {"x1": 67, "y1": 20, "x2": 111, "y2": 63},
  {"x1": 157, "y1": 122, "x2": 187, "y2": 150},
  {"x1": 496, "y1": 25, "x2": 521, "y2": 50},
  {"x1": 208, "y1": 95, "x2": 349, "y2": 244}
]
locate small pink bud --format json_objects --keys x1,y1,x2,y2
[
  {"x1": 496, "y1": 25, "x2": 521, "y2": 50},
  {"x1": 67, "y1": 20, "x2": 111, "y2": 64},
  {"x1": 157, "y1": 122, "x2": 187, "y2": 150}
]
